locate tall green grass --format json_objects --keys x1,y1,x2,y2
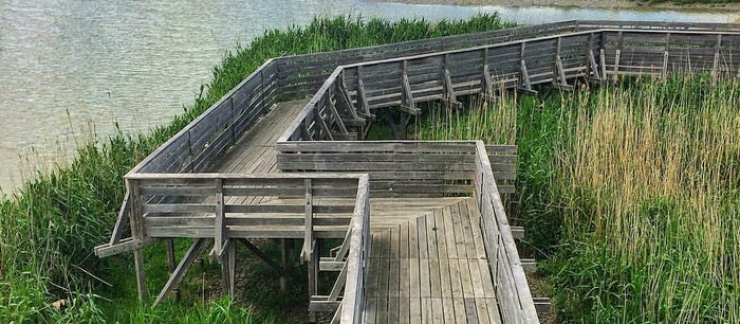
[
  {"x1": 0, "y1": 14, "x2": 512, "y2": 323},
  {"x1": 415, "y1": 76, "x2": 740, "y2": 322}
]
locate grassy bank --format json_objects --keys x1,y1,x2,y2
[
  {"x1": 415, "y1": 76, "x2": 740, "y2": 322},
  {"x1": 0, "y1": 14, "x2": 513, "y2": 323}
]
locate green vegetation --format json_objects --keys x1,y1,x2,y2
[
  {"x1": 0, "y1": 14, "x2": 512, "y2": 323},
  {"x1": 640, "y1": 0, "x2": 739, "y2": 4},
  {"x1": 415, "y1": 76, "x2": 740, "y2": 323}
]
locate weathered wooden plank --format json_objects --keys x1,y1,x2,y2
[
  {"x1": 153, "y1": 238, "x2": 208, "y2": 306},
  {"x1": 458, "y1": 202, "x2": 478, "y2": 260},
  {"x1": 452, "y1": 298, "x2": 467, "y2": 324},
  {"x1": 376, "y1": 230, "x2": 391, "y2": 324}
]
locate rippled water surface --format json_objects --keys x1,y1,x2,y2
[{"x1": 1, "y1": 0, "x2": 737, "y2": 192}]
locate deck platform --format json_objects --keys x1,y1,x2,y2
[{"x1": 364, "y1": 197, "x2": 500, "y2": 324}]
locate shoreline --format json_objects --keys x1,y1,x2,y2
[{"x1": 378, "y1": 0, "x2": 740, "y2": 11}]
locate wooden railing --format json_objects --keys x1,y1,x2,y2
[
  {"x1": 130, "y1": 22, "x2": 740, "y2": 177},
  {"x1": 95, "y1": 173, "x2": 371, "y2": 317},
  {"x1": 279, "y1": 28, "x2": 740, "y2": 146},
  {"x1": 130, "y1": 59, "x2": 279, "y2": 174},
  {"x1": 340, "y1": 175, "x2": 370, "y2": 324},
  {"x1": 275, "y1": 20, "x2": 582, "y2": 99},
  {"x1": 600, "y1": 29, "x2": 740, "y2": 79},
  {"x1": 473, "y1": 141, "x2": 538, "y2": 324},
  {"x1": 276, "y1": 141, "x2": 518, "y2": 196},
  {"x1": 275, "y1": 140, "x2": 529, "y2": 322}
]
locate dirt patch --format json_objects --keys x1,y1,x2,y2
[{"x1": 378, "y1": 0, "x2": 740, "y2": 11}]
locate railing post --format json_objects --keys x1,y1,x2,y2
[
  {"x1": 127, "y1": 178, "x2": 149, "y2": 304},
  {"x1": 712, "y1": 34, "x2": 722, "y2": 84},
  {"x1": 662, "y1": 33, "x2": 671, "y2": 80},
  {"x1": 303, "y1": 179, "x2": 314, "y2": 261},
  {"x1": 214, "y1": 179, "x2": 225, "y2": 257},
  {"x1": 519, "y1": 42, "x2": 533, "y2": 92},
  {"x1": 613, "y1": 30, "x2": 624, "y2": 81}
]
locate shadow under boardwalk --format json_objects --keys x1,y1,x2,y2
[
  {"x1": 365, "y1": 197, "x2": 501, "y2": 324},
  {"x1": 213, "y1": 98, "x2": 310, "y2": 175}
]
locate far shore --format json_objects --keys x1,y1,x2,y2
[{"x1": 378, "y1": 0, "x2": 740, "y2": 11}]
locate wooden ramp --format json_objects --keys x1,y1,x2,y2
[{"x1": 364, "y1": 198, "x2": 501, "y2": 324}]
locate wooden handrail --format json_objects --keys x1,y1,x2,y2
[{"x1": 340, "y1": 174, "x2": 370, "y2": 323}]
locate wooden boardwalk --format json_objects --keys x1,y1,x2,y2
[
  {"x1": 95, "y1": 21, "x2": 740, "y2": 324},
  {"x1": 364, "y1": 198, "x2": 500, "y2": 324},
  {"x1": 213, "y1": 99, "x2": 310, "y2": 175}
]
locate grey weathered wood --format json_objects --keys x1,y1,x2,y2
[
  {"x1": 165, "y1": 238, "x2": 177, "y2": 274},
  {"x1": 153, "y1": 238, "x2": 208, "y2": 306},
  {"x1": 127, "y1": 179, "x2": 149, "y2": 304},
  {"x1": 109, "y1": 191, "x2": 131, "y2": 245},
  {"x1": 302, "y1": 179, "x2": 314, "y2": 262},
  {"x1": 238, "y1": 238, "x2": 283, "y2": 273},
  {"x1": 341, "y1": 175, "x2": 370, "y2": 323},
  {"x1": 475, "y1": 141, "x2": 539, "y2": 324},
  {"x1": 213, "y1": 179, "x2": 225, "y2": 261}
]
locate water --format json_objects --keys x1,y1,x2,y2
[{"x1": 1, "y1": 0, "x2": 737, "y2": 193}]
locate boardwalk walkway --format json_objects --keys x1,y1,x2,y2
[
  {"x1": 364, "y1": 198, "x2": 500, "y2": 324},
  {"x1": 213, "y1": 99, "x2": 309, "y2": 175},
  {"x1": 96, "y1": 21, "x2": 740, "y2": 324},
  {"x1": 211, "y1": 99, "x2": 500, "y2": 322}
]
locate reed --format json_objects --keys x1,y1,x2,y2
[{"x1": 415, "y1": 75, "x2": 740, "y2": 322}]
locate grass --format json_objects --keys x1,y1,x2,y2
[
  {"x1": 0, "y1": 14, "x2": 513, "y2": 323},
  {"x1": 414, "y1": 75, "x2": 740, "y2": 323}
]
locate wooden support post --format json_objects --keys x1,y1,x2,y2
[
  {"x1": 587, "y1": 38, "x2": 600, "y2": 81},
  {"x1": 238, "y1": 238, "x2": 283, "y2": 273},
  {"x1": 212, "y1": 179, "x2": 225, "y2": 262},
  {"x1": 220, "y1": 239, "x2": 236, "y2": 297},
  {"x1": 308, "y1": 239, "x2": 319, "y2": 323},
  {"x1": 587, "y1": 33, "x2": 602, "y2": 83},
  {"x1": 220, "y1": 240, "x2": 231, "y2": 295},
  {"x1": 109, "y1": 191, "x2": 131, "y2": 245},
  {"x1": 280, "y1": 238, "x2": 289, "y2": 291},
  {"x1": 482, "y1": 64, "x2": 495, "y2": 107},
  {"x1": 400, "y1": 60, "x2": 420, "y2": 115},
  {"x1": 554, "y1": 37, "x2": 571, "y2": 89},
  {"x1": 662, "y1": 33, "x2": 671, "y2": 80},
  {"x1": 613, "y1": 31, "x2": 623, "y2": 81},
  {"x1": 327, "y1": 261, "x2": 348, "y2": 302},
  {"x1": 482, "y1": 48, "x2": 495, "y2": 103},
  {"x1": 165, "y1": 239, "x2": 177, "y2": 273},
  {"x1": 519, "y1": 42, "x2": 534, "y2": 93},
  {"x1": 338, "y1": 72, "x2": 362, "y2": 121},
  {"x1": 313, "y1": 105, "x2": 334, "y2": 141},
  {"x1": 127, "y1": 179, "x2": 148, "y2": 304},
  {"x1": 600, "y1": 48, "x2": 607, "y2": 82},
  {"x1": 165, "y1": 238, "x2": 181, "y2": 302},
  {"x1": 154, "y1": 239, "x2": 208, "y2": 306},
  {"x1": 356, "y1": 67, "x2": 372, "y2": 118},
  {"x1": 712, "y1": 34, "x2": 722, "y2": 84},
  {"x1": 442, "y1": 54, "x2": 461, "y2": 110},
  {"x1": 334, "y1": 225, "x2": 353, "y2": 262},
  {"x1": 325, "y1": 90, "x2": 348, "y2": 135},
  {"x1": 330, "y1": 304, "x2": 342, "y2": 324},
  {"x1": 302, "y1": 179, "x2": 314, "y2": 262}
]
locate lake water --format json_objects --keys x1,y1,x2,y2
[{"x1": 1, "y1": 0, "x2": 737, "y2": 193}]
